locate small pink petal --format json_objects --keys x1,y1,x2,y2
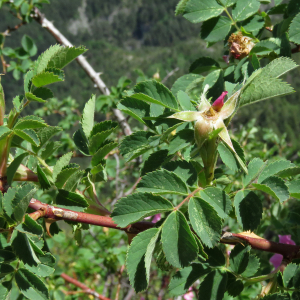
[
  {"x1": 270, "y1": 253, "x2": 283, "y2": 269},
  {"x1": 152, "y1": 214, "x2": 161, "y2": 223},
  {"x1": 270, "y1": 235, "x2": 296, "y2": 268},
  {"x1": 183, "y1": 287, "x2": 194, "y2": 300},
  {"x1": 212, "y1": 91, "x2": 228, "y2": 112},
  {"x1": 278, "y1": 235, "x2": 296, "y2": 245}
]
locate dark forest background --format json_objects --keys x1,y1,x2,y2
[{"x1": 1, "y1": 0, "x2": 300, "y2": 153}]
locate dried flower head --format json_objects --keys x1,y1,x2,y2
[{"x1": 228, "y1": 32, "x2": 255, "y2": 59}]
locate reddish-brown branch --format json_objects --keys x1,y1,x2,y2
[
  {"x1": 221, "y1": 232, "x2": 300, "y2": 261},
  {"x1": 28, "y1": 199, "x2": 154, "y2": 233},
  {"x1": 28, "y1": 199, "x2": 300, "y2": 259},
  {"x1": 2, "y1": 21, "x2": 27, "y2": 36},
  {"x1": 61, "y1": 273, "x2": 111, "y2": 300}
]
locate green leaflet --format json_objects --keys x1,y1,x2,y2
[
  {"x1": 200, "y1": 187, "x2": 232, "y2": 218},
  {"x1": 229, "y1": 244, "x2": 251, "y2": 274},
  {"x1": 26, "y1": 87, "x2": 53, "y2": 102},
  {"x1": 117, "y1": 97, "x2": 151, "y2": 127},
  {"x1": 250, "y1": 40, "x2": 280, "y2": 56},
  {"x1": 171, "y1": 73, "x2": 203, "y2": 96},
  {"x1": 0, "y1": 250, "x2": 16, "y2": 263},
  {"x1": 46, "y1": 46, "x2": 87, "y2": 69},
  {"x1": 56, "y1": 189, "x2": 88, "y2": 211},
  {"x1": 14, "y1": 117, "x2": 47, "y2": 130},
  {"x1": 34, "y1": 45, "x2": 86, "y2": 74},
  {"x1": 283, "y1": 263, "x2": 300, "y2": 288},
  {"x1": 0, "y1": 281, "x2": 12, "y2": 299},
  {"x1": 232, "y1": 0, "x2": 260, "y2": 22},
  {"x1": 189, "y1": 57, "x2": 220, "y2": 74},
  {"x1": 289, "y1": 12, "x2": 300, "y2": 44},
  {"x1": 141, "y1": 149, "x2": 169, "y2": 176},
  {"x1": 136, "y1": 169, "x2": 188, "y2": 196},
  {"x1": 188, "y1": 197, "x2": 222, "y2": 248},
  {"x1": 242, "y1": 15, "x2": 264, "y2": 34},
  {"x1": 88, "y1": 127, "x2": 117, "y2": 154},
  {"x1": 242, "y1": 254, "x2": 260, "y2": 277},
  {"x1": 203, "y1": 69, "x2": 224, "y2": 101},
  {"x1": 239, "y1": 74, "x2": 295, "y2": 107},
  {"x1": 55, "y1": 165, "x2": 80, "y2": 189},
  {"x1": 52, "y1": 152, "x2": 72, "y2": 182},
  {"x1": 91, "y1": 142, "x2": 118, "y2": 166},
  {"x1": 21, "y1": 35, "x2": 37, "y2": 56},
  {"x1": 11, "y1": 231, "x2": 40, "y2": 266},
  {"x1": 15, "y1": 215, "x2": 43, "y2": 237},
  {"x1": 145, "y1": 228, "x2": 160, "y2": 284},
  {"x1": 15, "y1": 268, "x2": 49, "y2": 300},
  {"x1": 34, "y1": 126, "x2": 62, "y2": 152},
  {"x1": 260, "y1": 57, "x2": 298, "y2": 78},
  {"x1": 73, "y1": 129, "x2": 89, "y2": 156},
  {"x1": 253, "y1": 176, "x2": 289, "y2": 203},
  {"x1": 7, "y1": 152, "x2": 29, "y2": 185},
  {"x1": 287, "y1": 180, "x2": 300, "y2": 199},
  {"x1": 175, "y1": 0, "x2": 189, "y2": 15},
  {"x1": 111, "y1": 192, "x2": 173, "y2": 227},
  {"x1": 257, "y1": 159, "x2": 294, "y2": 183},
  {"x1": 161, "y1": 211, "x2": 198, "y2": 268},
  {"x1": 81, "y1": 95, "x2": 95, "y2": 139},
  {"x1": 183, "y1": 0, "x2": 224, "y2": 23},
  {"x1": 14, "y1": 129, "x2": 40, "y2": 147},
  {"x1": 163, "y1": 160, "x2": 197, "y2": 187},
  {"x1": 243, "y1": 158, "x2": 265, "y2": 187},
  {"x1": 198, "y1": 269, "x2": 228, "y2": 300},
  {"x1": 168, "y1": 129, "x2": 194, "y2": 154},
  {"x1": 200, "y1": 16, "x2": 232, "y2": 43},
  {"x1": 32, "y1": 71, "x2": 64, "y2": 87},
  {"x1": 126, "y1": 228, "x2": 158, "y2": 293},
  {"x1": 234, "y1": 190, "x2": 262, "y2": 231},
  {"x1": 3, "y1": 184, "x2": 36, "y2": 222},
  {"x1": 36, "y1": 165, "x2": 51, "y2": 190},
  {"x1": 25, "y1": 253, "x2": 56, "y2": 277},
  {"x1": 40, "y1": 141, "x2": 61, "y2": 160},
  {"x1": 169, "y1": 264, "x2": 210, "y2": 296},
  {"x1": 132, "y1": 80, "x2": 178, "y2": 111},
  {"x1": 119, "y1": 131, "x2": 155, "y2": 162},
  {"x1": 0, "y1": 126, "x2": 12, "y2": 142},
  {"x1": 226, "y1": 273, "x2": 244, "y2": 297}
]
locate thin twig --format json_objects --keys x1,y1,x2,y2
[
  {"x1": 61, "y1": 273, "x2": 111, "y2": 300},
  {"x1": 161, "y1": 67, "x2": 179, "y2": 84},
  {"x1": 32, "y1": 8, "x2": 132, "y2": 136}
]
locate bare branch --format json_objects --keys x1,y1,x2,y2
[
  {"x1": 61, "y1": 273, "x2": 111, "y2": 300},
  {"x1": 28, "y1": 199, "x2": 300, "y2": 260},
  {"x1": 28, "y1": 198, "x2": 154, "y2": 233},
  {"x1": 32, "y1": 8, "x2": 132, "y2": 136},
  {"x1": 161, "y1": 67, "x2": 179, "y2": 84}
]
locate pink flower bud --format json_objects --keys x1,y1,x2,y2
[{"x1": 212, "y1": 91, "x2": 228, "y2": 112}]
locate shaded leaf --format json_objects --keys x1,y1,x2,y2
[
  {"x1": 189, "y1": 197, "x2": 222, "y2": 248},
  {"x1": 127, "y1": 228, "x2": 158, "y2": 292},
  {"x1": 234, "y1": 190, "x2": 262, "y2": 231},
  {"x1": 162, "y1": 211, "x2": 198, "y2": 268}
]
